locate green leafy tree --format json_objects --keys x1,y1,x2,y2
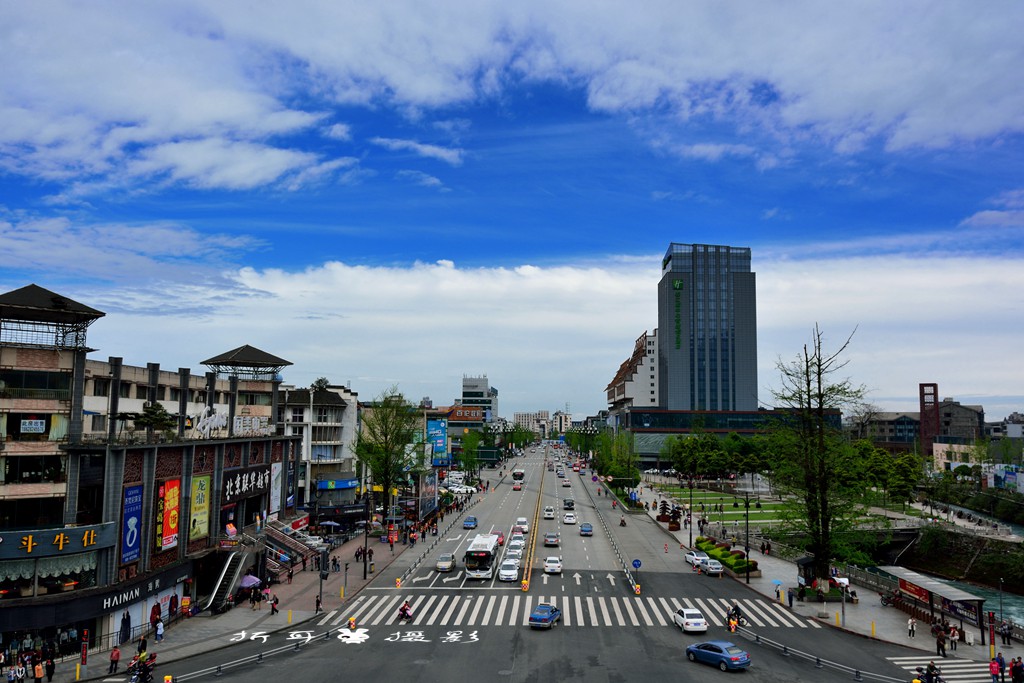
[
  {"x1": 458, "y1": 430, "x2": 481, "y2": 477},
  {"x1": 355, "y1": 387, "x2": 421, "y2": 517},
  {"x1": 310, "y1": 377, "x2": 331, "y2": 392},
  {"x1": 134, "y1": 402, "x2": 178, "y2": 442},
  {"x1": 889, "y1": 452, "x2": 923, "y2": 511},
  {"x1": 767, "y1": 325, "x2": 867, "y2": 582}
]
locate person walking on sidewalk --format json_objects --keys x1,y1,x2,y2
[
  {"x1": 155, "y1": 619, "x2": 164, "y2": 643},
  {"x1": 315, "y1": 595, "x2": 322, "y2": 614},
  {"x1": 108, "y1": 646, "x2": 121, "y2": 674},
  {"x1": 992, "y1": 658, "x2": 1002, "y2": 683},
  {"x1": 949, "y1": 625, "x2": 958, "y2": 651},
  {"x1": 936, "y1": 630, "x2": 947, "y2": 658},
  {"x1": 997, "y1": 653, "x2": 1007, "y2": 683},
  {"x1": 270, "y1": 594, "x2": 279, "y2": 615},
  {"x1": 908, "y1": 617, "x2": 917, "y2": 638},
  {"x1": 43, "y1": 660, "x2": 53, "y2": 683}
]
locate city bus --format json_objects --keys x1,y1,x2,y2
[
  {"x1": 512, "y1": 469, "x2": 526, "y2": 481},
  {"x1": 463, "y1": 534, "x2": 501, "y2": 579}
]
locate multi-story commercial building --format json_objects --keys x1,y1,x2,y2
[
  {"x1": 606, "y1": 330, "x2": 659, "y2": 419},
  {"x1": 657, "y1": 243, "x2": 758, "y2": 411},
  {"x1": 461, "y1": 375, "x2": 498, "y2": 421},
  {"x1": 278, "y1": 383, "x2": 358, "y2": 508},
  {"x1": 0, "y1": 285, "x2": 303, "y2": 649}
]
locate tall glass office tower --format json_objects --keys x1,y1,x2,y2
[{"x1": 657, "y1": 243, "x2": 758, "y2": 411}]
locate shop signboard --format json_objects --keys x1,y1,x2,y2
[
  {"x1": 189, "y1": 475, "x2": 210, "y2": 541},
  {"x1": 122, "y1": 485, "x2": 143, "y2": 563}
]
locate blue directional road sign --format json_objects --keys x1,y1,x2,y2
[{"x1": 632, "y1": 559, "x2": 642, "y2": 569}]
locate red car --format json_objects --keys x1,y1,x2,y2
[
  {"x1": 496, "y1": 530, "x2": 506, "y2": 546},
  {"x1": 513, "y1": 482, "x2": 522, "y2": 491}
]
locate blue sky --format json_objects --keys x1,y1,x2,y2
[{"x1": 2, "y1": 2, "x2": 1023, "y2": 420}]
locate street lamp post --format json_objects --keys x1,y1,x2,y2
[
  {"x1": 999, "y1": 577, "x2": 1004, "y2": 626},
  {"x1": 688, "y1": 479, "x2": 694, "y2": 549},
  {"x1": 362, "y1": 491, "x2": 371, "y2": 580},
  {"x1": 743, "y1": 491, "x2": 751, "y2": 585}
]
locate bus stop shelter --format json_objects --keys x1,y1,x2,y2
[{"x1": 877, "y1": 566, "x2": 987, "y2": 645}]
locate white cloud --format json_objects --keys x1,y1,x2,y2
[
  {"x1": 125, "y1": 138, "x2": 320, "y2": 190},
  {"x1": 324, "y1": 123, "x2": 352, "y2": 141},
  {"x1": 25, "y1": 239, "x2": 1018, "y2": 420},
  {"x1": 2, "y1": 1, "x2": 1022, "y2": 192},
  {"x1": 396, "y1": 170, "x2": 445, "y2": 188},
  {"x1": 369, "y1": 137, "x2": 465, "y2": 166}
]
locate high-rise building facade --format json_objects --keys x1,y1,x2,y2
[{"x1": 657, "y1": 243, "x2": 758, "y2": 411}]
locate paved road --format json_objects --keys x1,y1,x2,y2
[{"x1": 78, "y1": 446, "x2": 1005, "y2": 683}]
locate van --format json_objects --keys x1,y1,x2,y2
[{"x1": 563, "y1": 499, "x2": 575, "y2": 510}]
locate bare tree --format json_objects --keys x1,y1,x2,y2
[
  {"x1": 846, "y1": 401, "x2": 882, "y2": 441},
  {"x1": 768, "y1": 325, "x2": 867, "y2": 582}
]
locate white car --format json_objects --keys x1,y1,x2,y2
[
  {"x1": 498, "y1": 560, "x2": 520, "y2": 582},
  {"x1": 507, "y1": 538, "x2": 526, "y2": 552},
  {"x1": 561, "y1": 479, "x2": 572, "y2": 488},
  {"x1": 684, "y1": 550, "x2": 710, "y2": 567},
  {"x1": 673, "y1": 608, "x2": 708, "y2": 633},
  {"x1": 515, "y1": 517, "x2": 530, "y2": 534},
  {"x1": 563, "y1": 512, "x2": 577, "y2": 524},
  {"x1": 505, "y1": 548, "x2": 523, "y2": 566},
  {"x1": 543, "y1": 506, "x2": 556, "y2": 519},
  {"x1": 543, "y1": 556, "x2": 563, "y2": 574}
]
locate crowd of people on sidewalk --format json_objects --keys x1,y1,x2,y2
[{"x1": 0, "y1": 650, "x2": 55, "y2": 683}]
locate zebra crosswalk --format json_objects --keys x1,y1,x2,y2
[
  {"x1": 887, "y1": 656, "x2": 991, "y2": 683},
  {"x1": 318, "y1": 593, "x2": 821, "y2": 630}
]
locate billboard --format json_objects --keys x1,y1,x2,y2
[
  {"x1": 270, "y1": 462, "x2": 283, "y2": 514},
  {"x1": 155, "y1": 479, "x2": 181, "y2": 551},
  {"x1": 428, "y1": 418, "x2": 450, "y2": 466},
  {"x1": 419, "y1": 470, "x2": 439, "y2": 519},
  {"x1": 121, "y1": 485, "x2": 143, "y2": 564},
  {"x1": 189, "y1": 475, "x2": 210, "y2": 541}
]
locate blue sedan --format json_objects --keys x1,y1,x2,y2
[
  {"x1": 463, "y1": 516, "x2": 478, "y2": 529},
  {"x1": 686, "y1": 641, "x2": 751, "y2": 671},
  {"x1": 528, "y1": 603, "x2": 562, "y2": 629},
  {"x1": 579, "y1": 523, "x2": 594, "y2": 536}
]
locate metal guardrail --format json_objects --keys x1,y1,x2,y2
[
  {"x1": 174, "y1": 628, "x2": 335, "y2": 682},
  {"x1": 590, "y1": 479, "x2": 639, "y2": 592},
  {"x1": 735, "y1": 627, "x2": 905, "y2": 682}
]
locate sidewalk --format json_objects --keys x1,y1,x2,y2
[
  {"x1": 635, "y1": 484, "x2": 997, "y2": 663},
  {"x1": 66, "y1": 482, "x2": 500, "y2": 682},
  {"x1": 66, "y1": 532, "x2": 415, "y2": 682}
]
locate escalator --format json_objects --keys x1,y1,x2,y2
[{"x1": 201, "y1": 551, "x2": 248, "y2": 614}]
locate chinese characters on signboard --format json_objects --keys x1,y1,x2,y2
[
  {"x1": 222, "y1": 465, "x2": 271, "y2": 504},
  {"x1": 233, "y1": 415, "x2": 273, "y2": 437},
  {"x1": 189, "y1": 475, "x2": 210, "y2": 541},
  {"x1": 154, "y1": 479, "x2": 180, "y2": 552},
  {"x1": 0, "y1": 522, "x2": 114, "y2": 561}
]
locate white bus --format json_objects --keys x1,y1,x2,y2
[
  {"x1": 512, "y1": 469, "x2": 526, "y2": 481},
  {"x1": 463, "y1": 534, "x2": 501, "y2": 579}
]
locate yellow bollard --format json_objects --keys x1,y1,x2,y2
[
  {"x1": 396, "y1": 577, "x2": 402, "y2": 589},
  {"x1": 340, "y1": 586, "x2": 345, "y2": 600},
  {"x1": 75, "y1": 664, "x2": 80, "y2": 681},
  {"x1": 871, "y1": 621, "x2": 876, "y2": 638},
  {"x1": 521, "y1": 579, "x2": 529, "y2": 592},
  {"x1": 287, "y1": 609, "x2": 292, "y2": 624},
  {"x1": 634, "y1": 584, "x2": 641, "y2": 595},
  {"x1": 835, "y1": 612, "x2": 840, "y2": 626}
]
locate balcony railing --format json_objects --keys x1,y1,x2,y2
[{"x1": 0, "y1": 388, "x2": 72, "y2": 400}]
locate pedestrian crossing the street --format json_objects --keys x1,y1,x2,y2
[
  {"x1": 317, "y1": 593, "x2": 821, "y2": 630},
  {"x1": 887, "y1": 656, "x2": 991, "y2": 683}
]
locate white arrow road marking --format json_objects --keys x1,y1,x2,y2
[
  {"x1": 606, "y1": 573, "x2": 616, "y2": 586},
  {"x1": 442, "y1": 571, "x2": 463, "y2": 583},
  {"x1": 411, "y1": 573, "x2": 432, "y2": 583},
  {"x1": 573, "y1": 573, "x2": 582, "y2": 586},
  {"x1": 447, "y1": 534, "x2": 463, "y2": 542}
]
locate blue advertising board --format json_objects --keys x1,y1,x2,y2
[
  {"x1": 428, "y1": 418, "x2": 450, "y2": 466},
  {"x1": 122, "y1": 485, "x2": 143, "y2": 564}
]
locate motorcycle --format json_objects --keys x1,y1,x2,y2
[
  {"x1": 619, "y1": 517, "x2": 627, "y2": 527},
  {"x1": 913, "y1": 665, "x2": 945, "y2": 683},
  {"x1": 398, "y1": 606, "x2": 414, "y2": 623},
  {"x1": 127, "y1": 654, "x2": 157, "y2": 683},
  {"x1": 880, "y1": 592, "x2": 898, "y2": 607}
]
